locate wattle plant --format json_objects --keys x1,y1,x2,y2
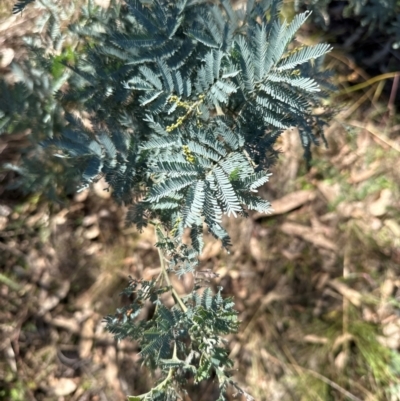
[{"x1": 3, "y1": 0, "x2": 333, "y2": 399}]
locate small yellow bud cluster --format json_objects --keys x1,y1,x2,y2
[
  {"x1": 166, "y1": 94, "x2": 206, "y2": 132},
  {"x1": 166, "y1": 116, "x2": 186, "y2": 132},
  {"x1": 170, "y1": 216, "x2": 182, "y2": 237},
  {"x1": 283, "y1": 44, "x2": 306, "y2": 59},
  {"x1": 182, "y1": 145, "x2": 196, "y2": 164},
  {"x1": 168, "y1": 95, "x2": 191, "y2": 109}
]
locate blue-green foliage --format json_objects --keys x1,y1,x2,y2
[
  {"x1": 104, "y1": 278, "x2": 245, "y2": 401},
  {"x1": 12, "y1": 0, "x2": 35, "y2": 14},
  {"x1": 15, "y1": 0, "x2": 331, "y2": 257},
  {"x1": 3, "y1": 0, "x2": 332, "y2": 277},
  {"x1": 3, "y1": 0, "x2": 332, "y2": 399}
]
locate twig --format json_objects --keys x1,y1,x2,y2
[
  {"x1": 280, "y1": 341, "x2": 363, "y2": 401},
  {"x1": 347, "y1": 120, "x2": 400, "y2": 153},
  {"x1": 296, "y1": 365, "x2": 363, "y2": 401},
  {"x1": 388, "y1": 72, "x2": 399, "y2": 117},
  {"x1": 0, "y1": 272, "x2": 21, "y2": 291},
  {"x1": 339, "y1": 86, "x2": 375, "y2": 120},
  {"x1": 337, "y1": 71, "x2": 400, "y2": 95},
  {"x1": 328, "y1": 52, "x2": 371, "y2": 82},
  {"x1": 155, "y1": 230, "x2": 187, "y2": 313},
  {"x1": 258, "y1": 310, "x2": 363, "y2": 401}
]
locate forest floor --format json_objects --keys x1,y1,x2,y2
[{"x1": 1, "y1": 1, "x2": 400, "y2": 400}]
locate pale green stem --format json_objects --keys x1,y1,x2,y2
[
  {"x1": 157, "y1": 246, "x2": 187, "y2": 313},
  {"x1": 0, "y1": 273, "x2": 21, "y2": 291},
  {"x1": 127, "y1": 364, "x2": 175, "y2": 401}
]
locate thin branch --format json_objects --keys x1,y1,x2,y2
[
  {"x1": 347, "y1": 120, "x2": 400, "y2": 153},
  {"x1": 155, "y1": 230, "x2": 187, "y2": 313}
]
